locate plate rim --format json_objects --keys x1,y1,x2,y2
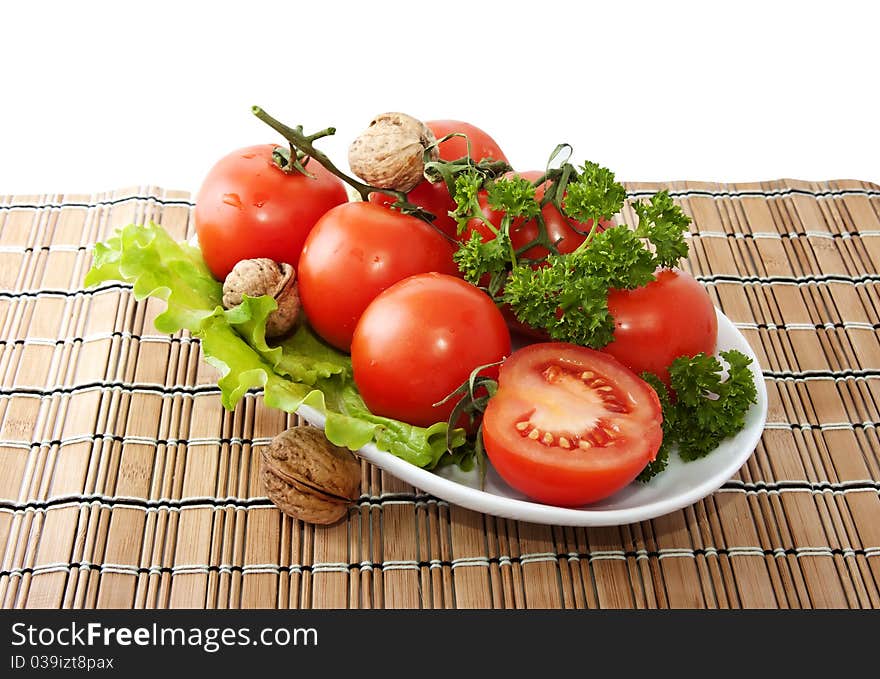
[{"x1": 297, "y1": 307, "x2": 768, "y2": 527}]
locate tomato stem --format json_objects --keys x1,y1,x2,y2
[
  {"x1": 252, "y1": 106, "x2": 454, "y2": 234},
  {"x1": 252, "y1": 106, "x2": 404, "y2": 201}
]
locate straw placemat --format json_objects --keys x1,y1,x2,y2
[{"x1": 0, "y1": 180, "x2": 878, "y2": 609}]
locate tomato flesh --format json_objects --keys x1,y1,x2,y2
[
  {"x1": 352, "y1": 273, "x2": 511, "y2": 428},
  {"x1": 194, "y1": 144, "x2": 347, "y2": 279},
  {"x1": 483, "y1": 343, "x2": 662, "y2": 506}
]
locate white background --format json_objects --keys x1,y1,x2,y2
[{"x1": 1, "y1": 0, "x2": 878, "y2": 196}]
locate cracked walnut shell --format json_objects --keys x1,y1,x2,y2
[
  {"x1": 222, "y1": 258, "x2": 300, "y2": 338},
  {"x1": 261, "y1": 426, "x2": 361, "y2": 525},
  {"x1": 348, "y1": 112, "x2": 439, "y2": 193}
]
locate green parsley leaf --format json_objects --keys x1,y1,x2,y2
[
  {"x1": 637, "y1": 350, "x2": 758, "y2": 480},
  {"x1": 503, "y1": 257, "x2": 572, "y2": 335},
  {"x1": 551, "y1": 275, "x2": 616, "y2": 347},
  {"x1": 572, "y1": 225, "x2": 657, "y2": 290},
  {"x1": 637, "y1": 372, "x2": 676, "y2": 482},
  {"x1": 632, "y1": 190, "x2": 691, "y2": 269},
  {"x1": 503, "y1": 224, "x2": 664, "y2": 348},
  {"x1": 561, "y1": 161, "x2": 627, "y2": 224},
  {"x1": 503, "y1": 253, "x2": 617, "y2": 348},
  {"x1": 450, "y1": 170, "x2": 485, "y2": 234},
  {"x1": 671, "y1": 349, "x2": 758, "y2": 461},
  {"x1": 486, "y1": 176, "x2": 541, "y2": 219},
  {"x1": 454, "y1": 230, "x2": 511, "y2": 295}
]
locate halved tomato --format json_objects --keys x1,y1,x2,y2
[{"x1": 482, "y1": 343, "x2": 662, "y2": 507}]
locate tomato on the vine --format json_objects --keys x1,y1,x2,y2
[
  {"x1": 482, "y1": 343, "x2": 662, "y2": 506},
  {"x1": 369, "y1": 180, "x2": 462, "y2": 240},
  {"x1": 602, "y1": 268, "x2": 718, "y2": 384},
  {"x1": 458, "y1": 169, "x2": 611, "y2": 339},
  {"x1": 194, "y1": 144, "x2": 348, "y2": 279},
  {"x1": 369, "y1": 120, "x2": 509, "y2": 239},
  {"x1": 427, "y1": 120, "x2": 509, "y2": 165},
  {"x1": 297, "y1": 202, "x2": 459, "y2": 352},
  {"x1": 351, "y1": 273, "x2": 511, "y2": 428},
  {"x1": 460, "y1": 171, "x2": 612, "y2": 260}
]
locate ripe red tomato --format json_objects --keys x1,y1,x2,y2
[
  {"x1": 369, "y1": 179, "x2": 461, "y2": 240},
  {"x1": 460, "y1": 171, "x2": 611, "y2": 260},
  {"x1": 298, "y1": 202, "x2": 459, "y2": 351},
  {"x1": 368, "y1": 120, "x2": 509, "y2": 239},
  {"x1": 194, "y1": 144, "x2": 348, "y2": 279},
  {"x1": 351, "y1": 273, "x2": 511, "y2": 428},
  {"x1": 482, "y1": 343, "x2": 662, "y2": 506},
  {"x1": 602, "y1": 268, "x2": 718, "y2": 384},
  {"x1": 427, "y1": 120, "x2": 509, "y2": 164}
]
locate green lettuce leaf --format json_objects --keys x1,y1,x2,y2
[
  {"x1": 322, "y1": 381, "x2": 465, "y2": 469},
  {"x1": 85, "y1": 222, "x2": 222, "y2": 333},
  {"x1": 85, "y1": 222, "x2": 466, "y2": 470},
  {"x1": 225, "y1": 294, "x2": 349, "y2": 385}
]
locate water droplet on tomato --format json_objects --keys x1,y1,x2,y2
[
  {"x1": 222, "y1": 193, "x2": 243, "y2": 209},
  {"x1": 252, "y1": 193, "x2": 269, "y2": 208}
]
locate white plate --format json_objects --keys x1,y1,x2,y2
[{"x1": 297, "y1": 307, "x2": 768, "y2": 527}]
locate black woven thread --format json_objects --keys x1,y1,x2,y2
[
  {"x1": 4, "y1": 417, "x2": 876, "y2": 455},
  {"x1": 0, "y1": 544, "x2": 874, "y2": 580},
  {"x1": 0, "y1": 364, "x2": 875, "y2": 401},
  {"x1": 0, "y1": 480, "x2": 877, "y2": 515},
  {"x1": 0, "y1": 321, "x2": 875, "y2": 352},
  {"x1": 3, "y1": 271, "x2": 879, "y2": 303},
  {"x1": 2, "y1": 186, "x2": 879, "y2": 213}
]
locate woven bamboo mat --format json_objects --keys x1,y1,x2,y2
[{"x1": 0, "y1": 180, "x2": 879, "y2": 609}]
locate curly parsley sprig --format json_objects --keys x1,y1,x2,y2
[
  {"x1": 560, "y1": 161, "x2": 628, "y2": 225},
  {"x1": 453, "y1": 230, "x2": 513, "y2": 298},
  {"x1": 444, "y1": 148, "x2": 692, "y2": 348},
  {"x1": 638, "y1": 350, "x2": 759, "y2": 481},
  {"x1": 509, "y1": 187, "x2": 690, "y2": 348},
  {"x1": 637, "y1": 373, "x2": 677, "y2": 482},
  {"x1": 502, "y1": 225, "x2": 661, "y2": 347},
  {"x1": 632, "y1": 190, "x2": 692, "y2": 268}
]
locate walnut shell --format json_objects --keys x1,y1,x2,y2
[
  {"x1": 222, "y1": 258, "x2": 300, "y2": 338},
  {"x1": 261, "y1": 426, "x2": 361, "y2": 525},
  {"x1": 348, "y1": 112, "x2": 439, "y2": 193}
]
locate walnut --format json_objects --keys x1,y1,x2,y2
[
  {"x1": 348, "y1": 112, "x2": 439, "y2": 193},
  {"x1": 222, "y1": 258, "x2": 300, "y2": 338},
  {"x1": 261, "y1": 426, "x2": 361, "y2": 525}
]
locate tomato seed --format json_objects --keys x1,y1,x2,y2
[
  {"x1": 528, "y1": 428, "x2": 541, "y2": 440},
  {"x1": 578, "y1": 439, "x2": 592, "y2": 450},
  {"x1": 580, "y1": 371, "x2": 594, "y2": 380},
  {"x1": 559, "y1": 437, "x2": 572, "y2": 449},
  {"x1": 542, "y1": 366, "x2": 563, "y2": 382},
  {"x1": 541, "y1": 432, "x2": 554, "y2": 445},
  {"x1": 592, "y1": 428, "x2": 610, "y2": 446},
  {"x1": 515, "y1": 421, "x2": 530, "y2": 432},
  {"x1": 605, "y1": 403, "x2": 627, "y2": 413}
]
